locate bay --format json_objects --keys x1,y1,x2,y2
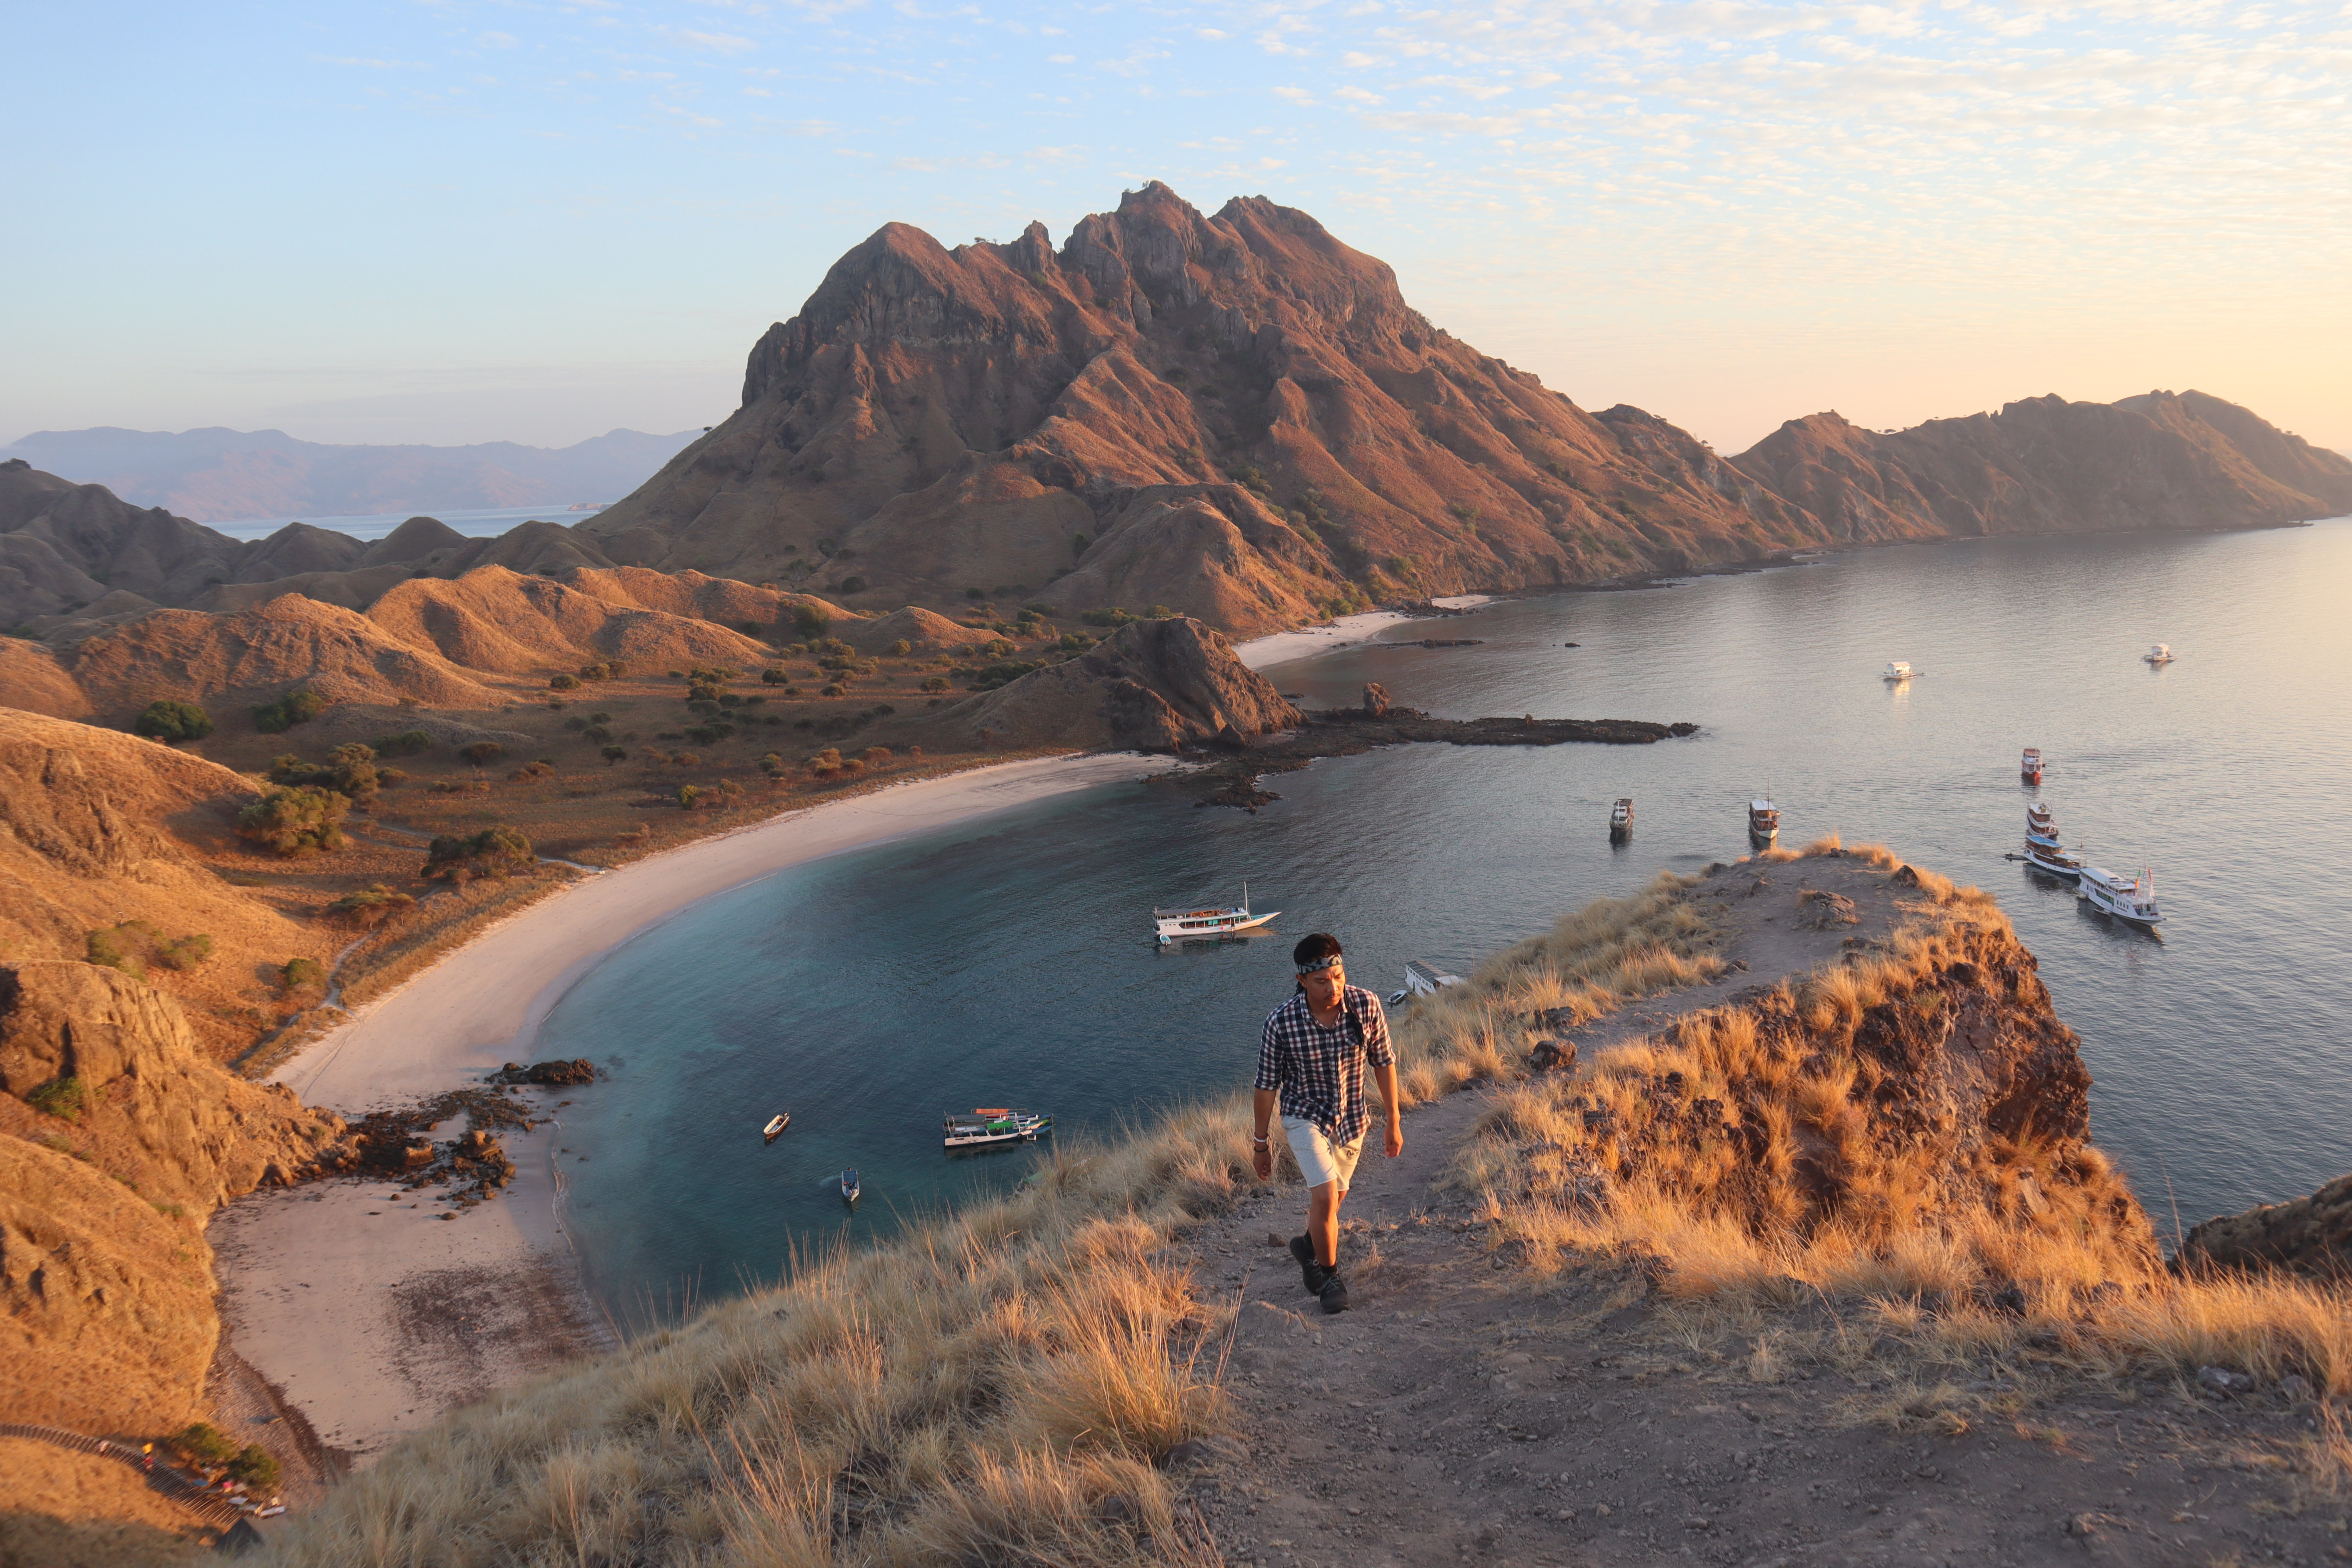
[{"x1": 545, "y1": 518, "x2": 2352, "y2": 1326}]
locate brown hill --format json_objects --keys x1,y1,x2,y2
[
  {"x1": 1730, "y1": 391, "x2": 2352, "y2": 540},
  {"x1": 938, "y1": 616, "x2": 1302, "y2": 749},
  {"x1": 584, "y1": 184, "x2": 1817, "y2": 630}
]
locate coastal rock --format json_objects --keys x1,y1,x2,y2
[
  {"x1": 492, "y1": 1058, "x2": 599, "y2": 1086},
  {"x1": 2177, "y1": 1170, "x2": 2352, "y2": 1280},
  {"x1": 941, "y1": 616, "x2": 1302, "y2": 751},
  {"x1": 1361, "y1": 682, "x2": 1391, "y2": 718}
]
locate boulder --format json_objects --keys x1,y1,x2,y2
[{"x1": 2178, "y1": 1171, "x2": 2352, "y2": 1279}]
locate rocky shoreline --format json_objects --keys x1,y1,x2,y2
[{"x1": 1155, "y1": 685, "x2": 1698, "y2": 810}]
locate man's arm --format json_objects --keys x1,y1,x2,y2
[
  {"x1": 1251, "y1": 1087, "x2": 1279, "y2": 1180},
  {"x1": 1374, "y1": 1059, "x2": 1404, "y2": 1158}
]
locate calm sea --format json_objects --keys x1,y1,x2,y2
[
  {"x1": 544, "y1": 519, "x2": 2352, "y2": 1326},
  {"x1": 210, "y1": 504, "x2": 592, "y2": 544}
]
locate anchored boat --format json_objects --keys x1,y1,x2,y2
[
  {"x1": 2022, "y1": 802, "x2": 2082, "y2": 879},
  {"x1": 762, "y1": 1112, "x2": 790, "y2": 1142},
  {"x1": 2144, "y1": 643, "x2": 2175, "y2": 665},
  {"x1": 1154, "y1": 882, "x2": 1278, "y2": 945},
  {"x1": 2078, "y1": 865, "x2": 2162, "y2": 927},
  {"x1": 1609, "y1": 798, "x2": 1634, "y2": 842},
  {"x1": 944, "y1": 1108, "x2": 1052, "y2": 1150},
  {"x1": 1883, "y1": 661, "x2": 1914, "y2": 682},
  {"x1": 839, "y1": 1169, "x2": 861, "y2": 1203},
  {"x1": 2020, "y1": 747, "x2": 2043, "y2": 784},
  {"x1": 1747, "y1": 796, "x2": 1780, "y2": 844}
]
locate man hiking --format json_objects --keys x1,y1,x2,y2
[{"x1": 1252, "y1": 932, "x2": 1404, "y2": 1313}]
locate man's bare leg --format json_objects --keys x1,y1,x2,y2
[{"x1": 1309, "y1": 1180, "x2": 1347, "y2": 1268}]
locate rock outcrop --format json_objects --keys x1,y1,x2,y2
[
  {"x1": 0, "y1": 962, "x2": 345, "y2": 1432},
  {"x1": 942, "y1": 616, "x2": 1302, "y2": 750},
  {"x1": 2179, "y1": 1171, "x2": 2352, "y2": 1279}
]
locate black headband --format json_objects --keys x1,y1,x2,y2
[{"x1": 1296, "y1": 953, "x2": 1342, "y2": 974}]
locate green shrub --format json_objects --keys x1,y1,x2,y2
[
  {"x1": 86, "y1": 926, "x2": 140, "y2": 976},
  {"x1": 236, "y1": 786, "x2": 350, "y2": 856},
  {"x1": 373, "y1": 729, "x2": 434, "y2": 758},
  {"x1": 889, "y1": 639, "x2": 912, "y2": 657},
  {"x1": 281, "y1": 957, "x2": 326, "y2": 993},
  {"x1": 269, "y1": 742, "x2": 381, "y2": 804},
  {"x1": 601, "y1": 745, "x2": 628, "y2": 766},
  {"x1": 789, "y1": 601, "x2": 831, "y2": 640},
  {"x1": 228, "y1": 1444, "x2": 281, "y2": 1490},
  {"x1": 964, "y1": 586, "x2": 987, "y2": 600},
  {"x1": 423, "y1": 826, "x2": 534, "y2": 882},
  {"x1": 1080, "y1": 607, "x2": 1136, "y2": 628},
  {"x1": 324, "y1": 885, "x2": 416, "y2": 928},
  {"x1": 459, "y1": 741, "x2": 503, "y2": 768},
  {"x1": 548, "y1": 672, "x2": 580, "y2": 690},
  {"x1": 252, "y1": 689, "x2": 328, "y2": 734},
  {"x1": 173, "y1": 1423, "x2": 237, "y2": 1468},
  {"x1": 762, "y1": 667, "x2": 790, "y2": 686},
  {"x1": 920, "y1": 676, "x2": 950, "y2": 692},
  {"x1": 25, "y1": 1077, "x2": 85, "y2": 1122},
  {"x1": 158, "y1": 934, "x2": 214, "y2": 970},
  {"x1": 676, "y1": 784, "x2": 702, "y2": 808},
  {"x1": 133, "y1": 699, "x2": 213, "y2": 743},
  {"x1": 838, "y1": 575, "x2": 868, "y2": 594}
]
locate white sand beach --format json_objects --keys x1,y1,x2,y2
[
  {"x1": 1235, "y1": 595, "x2": 1494, "y2": 670},
  {"x1": 223, "y1": 750, "x2": 1162, "y2": 1462}
]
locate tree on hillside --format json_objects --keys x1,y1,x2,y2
[
  {"x1": 252, "y1": 689, "x2": 328, "y2": 734},
  {"x1": 133, "y1": 699, "x2": 212, "y2": 743},
  {"x1": 792, "y1": 603, "x2": 830, "y2": 640},
  {"x1": 236, "y1": 786, "x2": 350, "y2": 856},
  {"x1": 459, "y1": 741, "x2": 503, "y2": 768},
  {"x1": 601, "y1": 744, "x2": 628, "y2": 766},
  {"x1": 269, "y1": 742, "x2": 382, "y2": 805},
  {"x1": 423, "y1": 826, "x2": 534, "y2": 882}
]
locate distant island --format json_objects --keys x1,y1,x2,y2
[{"x1": 0, "y1": 425, "x2": 699, "y2": 524}]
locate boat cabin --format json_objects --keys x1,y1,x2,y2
[{"x1": 1402, "y1": 959, "x2": 1464, "y2": 998}]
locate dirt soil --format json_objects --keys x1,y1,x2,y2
[{"x1": 1170, "y1": 855, "x2": 2352, "y2": 1567}]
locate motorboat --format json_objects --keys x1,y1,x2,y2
[
  {"x1": 1608, "y1": 798, "x2": 1634, "y2": 841},
  {"x1": 2078, "y1": 864, "x2": 2162, "y2": 927},
  {"x1": 2144, "y1": 644, "x2": 2175, "y2": 665},
  {"x1": 1400, "y1": 959, "x2": 1464, "y2": 1000},
  {"x1": 2022, "y1": 802, "x2": 2082, "y2": 878},
  {"x1": 1747, "y1": 797, "x2": 1780, "y2": 844},
  {"x1": 762, "y1": 1113, "x2": 790, "y2": 1142},
  {"x1": 839, "y1": 1169, "x2": 861, "y2": 1203},
  {"x1": 2020, "y1": 747, "x2": 2042, "y2": 783},
  {"x1": 1882, "y1": 661, "x2": 1914, "y2": 682},
  {"x1": 1154, "y1": 881, "x2": 1278, "y2": 945},
  {"x1": 944, "y1": 1109, "x2": 1052, "y2": 1150}
]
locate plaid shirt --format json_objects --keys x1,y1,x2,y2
[{"x1": 1255, "y1": 984, "x2": 1394, "y2": 1146}]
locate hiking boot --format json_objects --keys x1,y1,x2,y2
[
  {"x1": 1288, "y1": 1235, "x2": 1330, "y2": 1295},
  {"x1": 1318, "y1": 1271, "x2": 1350, "y2": 1314}
]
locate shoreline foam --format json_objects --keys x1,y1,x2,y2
[
  {"x1": 221, "y1": 750, "x2": 1162, "y2": 1462},
  {"x1": 1234, "y1": 594, "x2": 1493, "y2": 670}
]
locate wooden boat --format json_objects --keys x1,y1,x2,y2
[
  {"x1": 762, "y1": 1113, "x2": 790, "y2": 1142},
  {"x1": 2143, "y1": 643, "x2": 2175, "y2": 665},
  {"x1": 944, "y1": 1109, "x2": 1052, "y2": 1150},
  {"x1": 1609, "y1": 798, "x2": 1634, "y2": 841},
  {"x1": 2022, "y1": 802, "x2": 2082, "y2": 878},
  {"x1": 839, "y1": 1169, "x2": 861, "y2": 1203},
  {"x1": 2020, "y1": 747, "x2": 2042, "y2": 783},
  {"x1": 1154, "y1": 881, "x2": 1278, "y2": 945},
  {"x1": 2079, "y1": 865, "x2": 2162, "y2": 927},
  {"x1": 1747, "y1": 797, "x2": 1780, "y2": 844}
]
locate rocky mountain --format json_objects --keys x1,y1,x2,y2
[
  {"x1": 941, "y1": 616, "x2": 1302, "y2": 750},
  {"x1": 580, "y1": 184, "x2": 2349, "y2": 630},
  {"x1": 2, "y1": 426, "x2": 699, "y2": 524},
  {"x1": 1730, "y1": 390, "x2": 2352, "y2": 542}
]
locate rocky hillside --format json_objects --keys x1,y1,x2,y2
[
  {"x1": 581, "y1": 185, "x2": 2350, "y2": 628},
  {"x1": 1730, "y1": 390, "x2": 2352, "y2": 542},
  {"x1": 939, "y1": 616, "x2": 1302, "y2": 750},
  {"x1": 1, "y1": 961, "x2": 345, "y2": 1432}
]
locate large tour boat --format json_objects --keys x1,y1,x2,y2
[
  {"x1": 2020, "y1": 747, "x2": 2043, "y2": 783},
  {"x1": 944, "y1": 1108, "x2": 1053, "y2": 1150},
  {"x1": 2078, "y1": 864, "x2": 2162, "y2": 927},
  {"x1": 2144, "y1": 643, "x2": 2175, "y2": 665},
  {"x1": 2022, "y1": 801, "x2": 2082, "y2": 878},
  {"x1": 1747, "y1": 797, "x2": 1780, "y2": 844},
  {"x1": 1609, "y1": 798, "x2": 1634, "y2": 841},
  {"x1": 1153, "y1": 883, "x2": 1278, "y2": 945}
]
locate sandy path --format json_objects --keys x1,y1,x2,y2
[{"x1": 222, "y1": 750, "x2": 1161, "y2": 1467}]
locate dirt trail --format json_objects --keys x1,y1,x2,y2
[{"x1": 1172, "y1": 858, "x2": 2352, "y2": 1567}]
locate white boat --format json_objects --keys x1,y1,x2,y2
[
  {"x1": 762, "y1": 1112, "x2": 790, "y2": 1142},
  {"x1": 2020, "y1": 747, "x2": 2042, "y2": 782},
  {"x1": 1402, "y1": 959, "x2": 1463, "y2": 998},
  {"x1": 2078, "y1": 864, "x2": 2162, "y2": 926},
  {"x1": 2022, "y1": 802, "x2": 2081, "y2": 878},
  {"x1": 1883, "y1": 661, "x2": 1914, "y2": 682},
  {"x1": 1608, "y1": 798, "x2": 1634, "y2": 840},
  {"x1": 839, "y1": 1168, "x2": 861, "y2": 1203},
  {"x1": 1748, "y1": 797, "x2": 1779, "y2": 843},
  {"x1": 1154, "y1": 882, "x2": 1278, "y2": 945},
  {"x1": 2143, "y1": 644, "x2": 2175, "y2": 665}
]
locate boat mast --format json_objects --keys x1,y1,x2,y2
[{"x1": 1242, "y1": 879, "x2": 1250, "y2": 917}]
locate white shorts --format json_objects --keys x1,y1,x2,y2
[{"x1": 1283, "y1": 1115, "x2": 1364, "y2": 1192}]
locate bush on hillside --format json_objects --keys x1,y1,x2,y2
[
  {"x1": 601, "y1": 745, "x2": 628, "y2": 766},
  {"x1": 792, "y1": 604, "x2": 831, "y2": 640},
  {"x1": 459, "y1": 741, "x2": 503, "y2": 768},
  {"x1": 890, "y1": 638, "x2": 912, "y2": 656},
  {"x1": 86, "y1": 926, "x2": 141, "y2": 976},
  {"x1": 838, "y1": 575, "x2": 868, "y2": 594},
  {"x1": 280, "y1": 957, "x2": 326, "y2": 994},
  {"x1": 423, "y1": 826, "x2": 534, "y2": 882},
  {"x1": 157, "y1": 933, "x2": 214, "y2": 970},
  {"x1": 26, "y1": 1076, "x2": 85, "y2": 1122},
  {"x1": 372, "y1": 729, "x2": 434, "y2": 758},
  {"x1": 252, "y1": 688, "x2": 328, "y2": 734},
  {"x1": 269, "y1": 742, "x2": 382, "y2": 804},
  {"x1": 324, "y1": 885, "x2": 417, "y2": 928},
  {"x1": 548, "y1": 673, "x2": 580, "y2": 690},
  {"x1": 227, "y1": 1444, "x2": 281, "y2": 1491},
  {"x1": 236, "y1": 786, "x2": 350, "y2": 856},
  {"x1": 172, "y1": 1423, "x2": 237, "y2": 1468},
  {"x1": 132, "y1": 699, "x2": 213, "y2": 743}
]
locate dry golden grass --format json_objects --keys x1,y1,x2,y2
[{"x1": 1451, "y1": 842, "x2": 2352, "y2": 1405}]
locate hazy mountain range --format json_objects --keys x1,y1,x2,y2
[{"x1": 0, "y1": 425, "x2": 700, "y2": 524}]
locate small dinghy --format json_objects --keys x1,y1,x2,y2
[
  {"x1": 762, "y1": 1113, "x2": 790, "y2": 1142},
  {"x1": 839, "y1": 1168, "x2": 861, "y2": 1204}
]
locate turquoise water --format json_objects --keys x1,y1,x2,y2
[{"x1": 547, "y1": 519, "x2": 2352, "y2": 1326}]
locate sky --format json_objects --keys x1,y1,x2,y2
[{"x1": 5, "y1": 0, "x2": 2346, "y2": 456}]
